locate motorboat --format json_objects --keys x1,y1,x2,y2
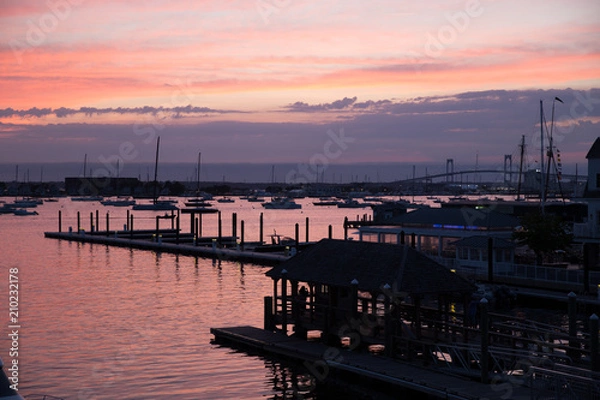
[{"x1": 262, "y1": 197, "x2": 301, "y2": 209}]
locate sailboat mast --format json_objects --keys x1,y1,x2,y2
[
  {"x1": 197, "y1": 152, "x2": 201, "y2": 194},
  {"x1": 153, "y1": 136, "x2": 160, "y2": 203},
  {"x1": 540, "y1": 101, "x2": 545, "y2": 213},
  {"x1": 83, "y1": 154, "x2": 87, "y2": 179}
]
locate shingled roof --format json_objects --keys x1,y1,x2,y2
[
  {"x1": 586, "y1": 137, "x2": 600, "y2": 159},
  {"x1": 266, "y1": 239, "x2": 475, "y2": 295}
]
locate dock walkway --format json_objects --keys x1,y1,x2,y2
[
  {"x1": 44, "y1": 231, "x2": 289, "y2": 265},
  {"x1": 210, "y1": 326, "x2": 531, "y2": 400}
]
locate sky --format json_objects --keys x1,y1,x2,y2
[{"x1": 1, "y1": 0, "x2": 599, "y2": 179}]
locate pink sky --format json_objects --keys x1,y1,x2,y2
[{"x1": 0, "y1": 0, "x2": 599, "y2": 168}]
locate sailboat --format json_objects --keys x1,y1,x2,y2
[
  {"x1": 184, "y1": 152, "x2": 218, "y2": 213},
  {"x1": 71, "y1": 154, "x2": 103, "y2": 201},
  {"x1": 132, "y1": 137, "x2": 178, "y2": 211},
  {"x1": 101, "y1": 159, "x2": 136, "y2": 206}
]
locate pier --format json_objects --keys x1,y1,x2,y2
[
  {"x1": 44, "y1": 230, "x2": 289, "y2": 265},
  {"x1": 211, "y1": 325, "x2": 527, "y2": 400}
]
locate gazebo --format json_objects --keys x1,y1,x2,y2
[{"x1": 265, "y1": 239, "x2": 476, "y2": 354}]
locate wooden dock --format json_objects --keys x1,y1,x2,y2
[
  {"x1": 44, "y1": 231, "x2": 290, "y2": 265},
  {"x1": 210, "y1": 326, "x2": 531, "y2": 400}
]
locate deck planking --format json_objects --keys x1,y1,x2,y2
[{"x1": 211, "y1": 326, "x2": 531, "y2": 400}]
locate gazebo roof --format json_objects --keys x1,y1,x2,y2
[{"x1": 266, "y1": 239, "x2": 475, "y2": 295}]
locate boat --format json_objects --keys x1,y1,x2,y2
[
  {"x1": 312, "y1": 198, "x2": 340, "y2": 206},
  {"x1": 132, "y1": 201, "x2": 178, "y2": 211},
  {"x1": 131, "y1": 136, "x2": 178, "y2": 211},
  {"x1": 100, "y1": 197, "x2": 136, "y2": 207},
  {"x1": 185, "y1": 198, "x2": 212, "y2": 207},
  {"x1": 262, "y1": 197, "x2": 301, "y2": 209},
  {"x1": 217, "y1": 197, "x2": 235, "y2": 203},
  {"x1": 12, "y1": 209, "x2": 39, "y2": 216},
  {"x1": 336, "y1": 199, "x2": 369, "y2": 208},
  {"x1": 247, "y1": 195, "x2": 265, "y2": 203},
  {"x1": 71, "y1": 195, "x2": 103, "y2": 202}
]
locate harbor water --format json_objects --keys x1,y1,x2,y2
[{"x1": 0, "y1": 197, "x2": 384, "y2": 399}]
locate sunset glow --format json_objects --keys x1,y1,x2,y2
[{"x1": 1, "y1": 0, "x2": 599, "y2": 167}]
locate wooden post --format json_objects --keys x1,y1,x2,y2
[
  {"x1": 264, "y1": 296, "x2": 274, "y2": 331},
  {"x1": 568, "y1": 292, "x2": 578, "y2": 360},
  {"x1": 76, "y1": 211, "x2": 80, "y2": 232},
  {"x1": 176, "y1": 210, "x2": 180, "y2": 244},
  {"x1": 480, "y1": 298, "x2": 489, "y2": 384},
  {"x1": 590, "y1": 314, "x2": 599, "y2": 372},
  {"x1": 487, "y1": 237, "x2": 494, "y2": 283},
  {"x1": 411, "y1": 232, "x2": 416, "y2": 248},
  {"x1": 155, "y1": 215, "x2": 160, "y2": 238},
  {"x1": 305, "y1": 217, "x2": 309, "y2": 243},
  {"x1": 281, "y1": 270, "x2": 288, "y2": 335},
  {"x1": 295, "y1": 223, "x2": 299, "y2": 252},
  {"x1": 58, "y1": 210, "x2": 62, "y2": 232},
  {"x1": 343, "y1": 217, "x2": 348, "y2": 240},
  {"x1": 198, "y1": 213, "x2": 202, "y2": 237},
  {"x1": 240, "y1": 220, "x2": 245, "y2": 251},
  {"x1": 90, "y1": 212, "x2": 94, "y2": 232},
  {"x1": 400, "y1": 230, "x2": 405, "y2": 245},
  {"x1": 232, "y1": 212, "x2": 237, "y2": 240},
  {"x1": 130, "y1": 214, "x2": 134, "y2": 238},
  {"x1": 328, "y1": 224, "x2": 332, "y2": 239},
  {"x1": 95, "y1": 209, "x2": 99, "y2": 232},
  {"x1": 106, "y1": 212, "x2": 109, "y2": 236},
  {"x1": 218, "y1": 211, "x2": 222, "y2": 245},
  {"x1": 195, "y1": 217, "x2": 199, "y2": 245},
  {"x1": 189, "y1": 212, "x2": 194, "y2": 234},
  {"x1": 126, "y1": 210, "x2": 130, "y2": 231},
  {"x1": 259, "y1": 212, "x2": 264, "y2": 244}
]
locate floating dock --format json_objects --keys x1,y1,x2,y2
[
  {"x1": 44, "y1": 230, "x2": 290, "y2": 265},
  {"x1": 211, "y1": 326, "x2": 531, "y2": 400}
]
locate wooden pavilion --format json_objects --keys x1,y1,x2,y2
[{"x1": 265, "y1": 239, "x2": 476, "y2": 354}]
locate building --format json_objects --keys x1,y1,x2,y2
[
  {"x1": 358, "y1": 207, "x2": 520, "y2": 259},
  {"x1": 265, "y1": 239, "x2": 476, "y2": 347}
]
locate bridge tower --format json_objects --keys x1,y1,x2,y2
[
  {"x1": 504, "y1": 155, "x2": 512, "y2": 185},
  {"x1": 446, "y1": 159, "x2": 454, "y2": 183}
]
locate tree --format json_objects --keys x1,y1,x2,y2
[{"x1": 512, "y1": 211, "x2": 573, "y2": 265}]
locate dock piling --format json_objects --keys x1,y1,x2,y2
[
  {"x1": 241, "y1": 220, "x2": 245, "y2": 251},
  {"x1": 328, "y1": 224, "x2": 332, "y2": 239},
  {"x1": 90, "y1": 212, "x2": 94, "y2": 232},
  {"x1": 232, "y1": 213, "x2": 237, "y2": 241},
  {"x1": 295, "y1": 223, "x2": 299, "y2": 252},
  {"x1": 259, "y1": 212, "x2": 264, "y2": 244},
  {"x1": 58, "y1": 210, "x2": 62, "y2": 233},
  {"x1": 77, "y1": 211, "x2": 81, "y2": 232},
  {"x1": 305, "y1": 217, "x2": 309, "y2": 243},
  {"x1": 218, "y1": 211, "x2": 222, "y2": 245},
  {"x1": 343, "y1": 217, "x2": 348, "y2": 240},
  {"x1": 106, "y1": 212, "x2": 110, "y2": 236}
]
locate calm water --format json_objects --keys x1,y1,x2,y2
[{"x1": 0, "y1": 197, "x2": 379, "y2": 399}]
